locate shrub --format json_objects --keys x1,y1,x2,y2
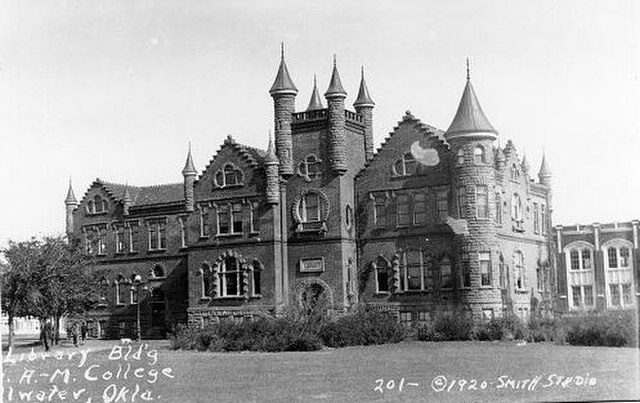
[
  {"x1": 527, "y1": 316, "x2": 559, "y2": 342},
  {"x1": 473, "y1": 315, "x2": 529, "y2": 341},
  {"x1": 564, "y1": 310, "x2": 637, "y2": 347},
  {"x1": 319, "y1": 308, "x2": 406, "y2": 347}
]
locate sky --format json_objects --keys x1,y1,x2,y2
[{"x1": 0, "y1": 0, "x2": 638, "y2": 246}]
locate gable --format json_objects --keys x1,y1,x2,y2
[
  {"x1": 356, "y1": 111, "x2": 451, "y2": 193},
  {"x1": 194, "y1": 137, "x2": 266, "y2": 201},
  {"x1": 78, "y1": 180, "x2": 119, "y2": 218}
]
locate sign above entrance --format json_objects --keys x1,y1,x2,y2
[{"x1": 299, "y1": 258, "x2": 325, "y2": 273}]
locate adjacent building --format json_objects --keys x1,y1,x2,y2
[{"x1": 65, "y1": 51, "x2": 555, "y2": 338}]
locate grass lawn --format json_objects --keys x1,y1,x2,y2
[{"x1": 2, "y1": 340, "x2": 638, "y2": 402}]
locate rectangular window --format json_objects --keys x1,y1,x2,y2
[
  {"x1": 405, "y1": 250, "x2": 422, "y2": 291},
  {"x1": 147, "y1": 220, "x2": 166, "y2": 251},
  {"x1": 423, "y1": 257, "x2": 434, "y2": 291},
  {"x1": 533, "y1": 203, "x2": 540, "y2": 234},
  {"x1": 231, "y1": 203, "x2": 243, "y2": 234},
  {"x1": 479, "y1": 252, "x2": 491, "y2": 286},
  {"x1": 584, "y1": 285, "x2": 594, "y2": 307},
  {"x1": 250, "y1": 202, "x2": 260, "y2": 233},
  {"x1": 253, "y1": 269, "x2": 261, "y2": 296},
  {"x1": 441, "y1": 257, "x2": 453, "y2": 289},
  {"x1": 457, "y1": 187, "x2": 466, "y2": 219},
  {"x1": 607, "y1": 248, "x2": 618, "y2": 268},
  {"x1": 610, "y1": 284, "x2": 620, "y2": 306},
  {"x1": 541, "y1": 205, "x2": 547, "y2": 234},
  {"x1": 200, "y1": 209, "x2": 210, "y2": 237},
  {"x1": 412, "y1": 193, "x2": 427, "y2": 226},
  {"x1": 180, "y1": 217, "x2": 187, "y2": 248},
  {"x1": 158, "y1": 222, "x2": 166, "y2": 249},
  {"x1": 218, "y1": 205, "x2": 230, "y2": 234},
  {"x1": 418, "y1": 311, "x2": 430, "y2": 322},
  {"x1": 570, "y1": 250, "x2": 580, "y2": 270},
  {"x1": 129, "y1": 224, "x2": 139, "y2": 253},
  {"x1": 460, "y1": 254, "x2": 471, "y2": 288},
  {"x1": 377, "y1": 266, "x2": 389, "y2": 293},
  {"x1": 149, "y1": 225, "x2": 158, "y2": 250},
  {"x1": 572, "y1": 285, "x2": 582, "y2": 307},
  {"x1": 476, "y1": 186, "x2": 488, "y2": 219},
  {"x1": 437, "y1": 190, "x2": 448, "y2": 222},
  {"x1": 97, "y1": 229, "x2": 107, "y2": 255},
  {"x1": 373, "y1": 196, "x2": 387, "y2": 227},
  {"x1": 115, "y1": 226, "x2": 125, "y2": 253},
  {"x1": 396, "y1": 195, "x2": 410, "y2": 227},
  {"x1": 620, "y1": 247, "x2": 630, "y2": 267},
  {"x1": 399, "y1": 312, "x2": 412, "y2": 323}
]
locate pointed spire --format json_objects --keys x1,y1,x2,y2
[
  {"x1": 538, "y1": 151, "x2": 551, "y2": 177},
  {"x1": 265, "y1": 131, "x2": 279, "y2": 164},
  {"x1": 521, "y1": 153, "x2": 530, "y2": 173},
  {"x1": 269, "y1": 43, "x2": 298, "y2": 95},
  {"x1": 182, "y1": 142, "x2": 198, "y2": 176},
  {"x1": 65, "y1": 177, "x2": 78, "y2": 205},
  {"x1": 354, "y1": 66, "x2": 375, "y2": 107},
  {"x1": 123, "y1": 183, "x2": 132, "y2": 204},
  {"x1": 445, "y1": 60, "x2": 498, "y2": 140},
  {"x1": 325, "y1": 54, "x2": 347, "y2": 98},
  {"x1": 306, "y1": 75, "x2": 324, "y2": 111}
]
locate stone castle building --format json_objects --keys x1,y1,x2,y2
[{"x1": 65, "y1": 51, "x2": 554, "y2": 338}]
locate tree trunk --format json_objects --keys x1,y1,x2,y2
[
  {"x1": 54, "y1": 315, "x2": 60, "y2": 345},
  {"x1": 7, "y1": 313, "x2": 14, "y2": 348}
]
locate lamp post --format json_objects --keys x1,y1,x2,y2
[{"x1": 132, "y1": 274, "x2": 146, "y2": 341}]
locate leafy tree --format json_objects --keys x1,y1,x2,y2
[{"x1": 1, "y1": 235, "x2": 105, "y2": 346}]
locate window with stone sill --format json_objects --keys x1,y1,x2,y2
[
  {"x1": 200, "y1": 207, "x2": 211, "y2": 238},
  {"x1": 436, "y1": 190, "x2": 449, "y2": 223},
  {"x1": 214, "y1": 163, "x2": 244, "y2": 188},
  {"x1": 474, "y1": 146, "x2": 485, "y2": 165},
  {"x1": 297, "y1": 154, "x2": 322, "y2": 181},
  {"x1": 147, "y1": 220, "x2": 167, "y2": 251},
  {"x1": 479, "y1": 252, "x2": 492, "y2": 286},
  {"x1": 459, "y1": 253, "x2": 471, "y2": 288},
  {"x1": 250, "y1": 201, "x2": 260, "y2": 234},
  {"x1": 217, "y1": 202, "x2": 243, "y2": 236},
  {"x1": 372, "y1": 194, "x2": 388, "y2": 228},
  {"x1": 393, "y1": 152, "x2": 416, "y2": 177},
  {"x1": 374, "y1": 256, "x2": 390, "y2": 293},
  {"x1": 292, "y1": 189, "x2": 330, "y2": 234},
  {"x1": 115, "y1": 225, "x2": 126, "y2": 253},
  {"x1": 476, "y1": 186, "x2": 489, "y2": 219}
]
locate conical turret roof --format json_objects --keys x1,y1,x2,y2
[
  {"x1": 325, "y1": 55, "x2": 347, "y2": 98},
  {"x1": 265, "y1": 132, "x2": 279, "y2": 164},
  {"x1": 354, "y1": 67, "x2": 375, "y2": 107},
  {"x1": 445, "y1": 62, "x2": 497, "y2": 140},
  {"x1": 182, "y1": 144, "x2": 198, "y2": 176},
  {"x1": 521, "y1": 153, "x2": 530, "y2": 173},
  {"x1": 65, "y1": 179, "x2": 78, "y2": 205},
  {"x1": 123, "y1": 185, "x2": 132, "y2": 204},
  {"x1": 538, "y1": 152, "x2": 551, "y2": 177},
  {"x1": 306, "y1": 75, "x2": 324, "y2": 111},
  {"x1": 269, "y1": 44, "x2": 298, "y2": 95}
]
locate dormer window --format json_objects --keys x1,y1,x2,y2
[
  {"x1": 214, "y1": 163, "x2": 244, "y2": 188},
  {"x1": 474, "y1": 146, "x2": 485, "y2": 164},
  {"x1": 86, "y1": 195, "x2": 109, "y2": 214},
  {"x1": 393, "y1": 153, "x2": 416, "y2": 176},
  {"x1": 298, "y1": 154, "x2": 322, "y2": 181}
]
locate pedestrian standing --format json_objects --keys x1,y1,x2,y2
[{"x1": 40, "y1": 319, "x2": 52, "y2": 351}]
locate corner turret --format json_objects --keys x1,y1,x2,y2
[
  {"x1": 325, "y1": 55, "x2": 347, "y2": 175},
  {"x1": 182, "y1": 143, "x2": 198, "y2": 212},
  {"x1": 353, "y1": 66, "x2": 375, "y2": 162},
  {"x1": 65, "y1": 178, "x2": 78, "y2": 237},
  {"x1": 270, "y1": 43, "x2": 297, "y2": 177}
]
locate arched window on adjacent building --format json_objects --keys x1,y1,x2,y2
[
  {"x1": 514, "y1": 251, "x2": 526, "y2": 291},
  {"x1": 603, "y1": 240, "x2": 635, "y2": 308},
  {"x1": 565, "y1": 242, "x2": 595, "y2": 310}
]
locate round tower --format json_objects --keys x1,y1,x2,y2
[
  {"x1": 182, "y1": 144, "x2": 198, "y2": 212},
  {"x1": 265, "y1": 132, "x2": 280, "y2": 205},
  {"x1": 444, "y1": 62, "x2": 501, "y2": 319},
  {"x1": 324, "y1": 55, "x2": 348, "y2": 175},
  {"x1": 353, "y1": 66, "x2": 375, "y2": 162},
  {"x1": 64, "y1": 179, "x2": 78, "y2": 238},
  {"x1": 269, "y1": 44, "x2": 297, "y2": 178}
]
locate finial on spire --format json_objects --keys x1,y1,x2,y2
[
  {"x1": 270, "y1": 43, "x2": 298, "y2": 95},
  {"x1": 333, "y1": 54, "x2": 337, "y2": 67},
  {"x1": 466, "y1": 57, "x2": 470, "y2": 80},
  {"x1": 361, "y1": 65, "x2": 365, "y2": 79},
  {"x1": 65, "y1": 177, "x2": 78, "y2": 205},
  {"x1": 280, "y1": 42, "x2": 285, "y2": 60},
  {"x1": 182, "y1": 142, "x2": 198, "y2": 176},
  {"x1": 325, "y1": 54, "x2": 347, "y2": 98},
  {"x1": 354, "y1": 65, "x2": 375, "y2": 107}
]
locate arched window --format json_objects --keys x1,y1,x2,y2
[
  {"x1": 298, "y1": 154, "x2": 322, "y2": 180},
  {"x1": 394, "y1": 152, "x2": 416, "y2": 176},
  {"x1": 474, "y1": 146, "x2": 485, "y2": 164},
  {"x1": 214, "y1": 163, "x2": 244, "y2": 188},
  {"x1": 375, "y1": 256, "x2": 390, "y2": 293},
  {"x1": 219, "y1": 257, "x2": 242, "y2": 297},
  {"x1": 514, "y1": 251, "x2": 525, "y2": 291},
  {"x1": 456, "y1": 149, "x2": 465, "y2": 165},
  {"x1": 200, "y1": 264, "x2": 212, "y2": 299},
  {"x1": 604, "y1": 240, "x2": 635, "y2": 308}
]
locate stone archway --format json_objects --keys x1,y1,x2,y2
[{"x1": 293, "y1": 278, "x2": 334, "y2": 317}]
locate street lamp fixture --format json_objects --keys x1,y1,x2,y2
[{"x1": 132, "y1": 274, "x2": 146, "y2": 341}]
